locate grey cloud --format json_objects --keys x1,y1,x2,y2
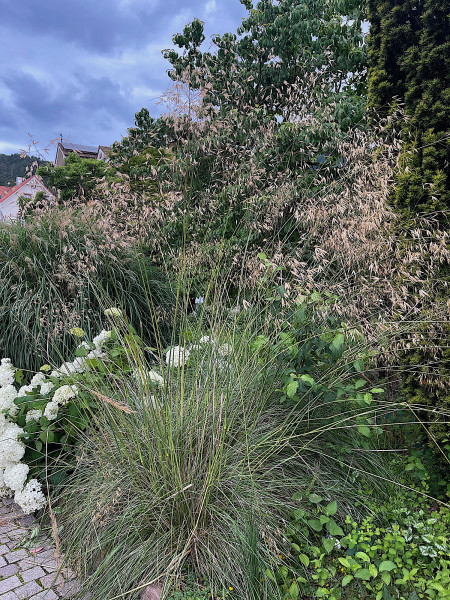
[{"x1": 0, "y1": 0, "x2": 247, "y2": 152}]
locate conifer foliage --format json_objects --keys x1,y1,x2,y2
[
  {"x1": 368, "y1": 0, "x2": 450, "y2": 454},
  {"x1": 368, "y1": 0, "x2": 450, "y2": 219}
]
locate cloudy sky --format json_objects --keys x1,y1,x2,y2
[{"x1": 0, "y1": 0, "x2": 247, "y2": 158}]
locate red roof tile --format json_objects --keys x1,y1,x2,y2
[{"x1": 0, "y1": 176, "x2": 55, "y2": 204}]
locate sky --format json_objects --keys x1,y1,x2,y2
[{"x1": 0, "y1": 0, "x2": 247, "y2": 158}]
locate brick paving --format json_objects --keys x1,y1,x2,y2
[{"x1": 0, "y1": 498, "x2": 81, "y2": 600}]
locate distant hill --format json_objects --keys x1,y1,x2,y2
[{"x1": 0, "y1": 154, "x2": 48, "y2": 187}]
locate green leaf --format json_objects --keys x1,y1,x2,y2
[
  {"x1": 288, "y1": 581, "x2": 299, "y2": 599},
  {"x1": 354, "y1": 569, "x2": 372, "y2": 580},
  {"x1": 326, "y1": 519, "x2": 344, "y2": 537},
  {"x1": 356, "y1": 552, "x2": 370, "y2": 562},
  {"x1": 342, "y1": 575, "x2": 353, "y2": 586},
  {"x1": 299, "y1": 554, "x2": 310, "y2": 567},
  {"x1": 338, "y1": 558, "x2": 350, "y2": 568},
  {"x1": 309, "y1": 493, "x2": 323, "y2": 504},
  {"x1": 354, "y1": 379, "x2": 366, "y2": 389},
  {"x1": 369, "y1": 564, "x2": 378, "y2": 578},
  {"x1": 330, "y1": 333, "x2": 345, "y2": 352},
  {"x1": 353, "y1": 359, "x2": 364, "y2": 372},
  {"x1": 322, "y1": 538, "x2": 335, "y2": 553},
  {"x1": 379, "y1": 561, "x2": 396, "y2": 572},
  {"x1": 265, "y1": 568, "x2": 275, "y2": 582},
  {"x1": 381, "y1": 571, "x2": 391, "y2": 585},
  {"x1": 300, "y1": 374, "x2": 315, "y2": 386},
  {"x1": 324, "y1": 500, "x2": 337, "y2": 516},
  {"x1": 363, "y1": 393, "x2": 372, "y2": 405},
  {"x1": 358, "y1": 426, "x2": 371, "y2": 437},
  {"x1": 308, "y1": 519, "x2": 323, "y2": 532},
  {"x1": 370, "y1": 388, "x2": 384, "y2": 394},
  {"x1": 286, "y1": 380, "x2": 299, "y2": 398}
]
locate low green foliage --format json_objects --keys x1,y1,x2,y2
[{"x1": 271, "y1": 457, "x2": 449, "y2": 600}]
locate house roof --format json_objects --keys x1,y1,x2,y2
[
  {"x1": 60, "y1": 142, "x2": 99, "y2": 154},
  {"x1": 0, "y1": 176, "x2": 56, "y2": 204},
  {"x1": 0, "y1": 185, "x2": 12, "y2": 198}
]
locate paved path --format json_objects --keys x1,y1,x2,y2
[{"x1": 0, "y1": 498, "x2": 80, "y2": 600}]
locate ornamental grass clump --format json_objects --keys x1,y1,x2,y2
[
  {"x1": 0, "y1": 207, "x2": 175, "y2": 371},
  {"x1": 55, "y1": 294, "x2": 394, "y2": 600}
]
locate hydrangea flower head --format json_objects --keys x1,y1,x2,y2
[
  {"x1": 26, "y1": 409, "x2": 43, "y2": 423},
  {"x1": 53, "y1": 384, "x2": 78, "y2": 406},
  {"x1": 93, "y1": 330, "x2": 112, "y2": 349},
  {"x1": 104, "y1": 307, "x2": 122, "y2": 317},
  {"x1": 0, "y1": 358, "x2": 16, "y2": 387},
  {"x1": 14, "y1": 479, "x2": 46, "y2": 514},
  {"x1": 0, "y1": 385, "x2": 18, "y2": 416},
  {"x1": 3, "y1": 462, "x2": 29, "y2": 491},
  {"x1": 70, "y1": 327, "x2": 86, "y2": 338},
  {"x1": 165, "y1": 346, "x2": 190, "y2": 368}
]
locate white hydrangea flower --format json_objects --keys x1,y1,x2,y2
[
  {"x1": 53, "y1": 385, "x2": 78, "y2": 406},
  {"x1": 148, "y1": 370, "x2": 164, "y2": 386},
  {"x1": 43, "y1": 401, "x2": 59, "y2": 421},
  {"x1": 77, "y1": 341, "x2": 92, "y2": 350},
  {"x1": 3, "y1": 462, "x2": 29, "y2": 491},
  {"x1": 104, "y1": 308, "x2": 122, "y2": 317},
  {"x1": 0, "y1": 384, "x2": 18, "y2": 416},
  {"x1": 50, "y1": 370, "x2": 61, "y2": 378},
  {"x1": 18, "y1": 385, "x2": 33, "y2": 397},
  {"x1": 72, "y1": 356, "x2": 89, "y2": 372},
  {"x1": 199, "y1": 336, "x2": 211, "y2": 344},
  {"x1": 0, "y1": 358, "x2": 16, "y2": 387},
  {"x1": 218, "y1": 343, "x2": 232, "y2": 356},
  {"x1": 40, "y1": 381, "x2": 54, "y2": 396},
  {"x1": 14, "y1": 479, "x2": 46, "y2": 514},
  {"x1": 58, "y1": 361, "x2": 81, "y2": 376},
  {"x1": 30, "y1": 372, "x2": 46, "y2": 388},
  {"x1": 0, "y1": 470, "x2": 12, "y2": 498},
  {"x1": 0, "y1": 422, "x2": 25, "y2": 464},
  {"x1": 87, "y1": 348, "x2": 107, "y2": 360},
  {"x1": 165, "y1": 346, "x2": 190, "y2": 368},
  {"x1": 26, "y1": 409, "x2": 43, "y2": 423},
  {"x1": 93, "y1": 330, "x2": 112, "y2": 349}
]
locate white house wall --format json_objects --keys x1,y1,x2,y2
[{"x1": 0, "y1": 179, "x2": 54, "y2": 220}]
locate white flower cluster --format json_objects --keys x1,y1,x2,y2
[
  {"x1": 0, "y1": 356, "x2": 64, "y2": 513},
  {"x1": 0, "y1": 409, "x2": 45, "y2": 513},
  {"x1": 50, "y1": 330, "x2": 111, "y2": 380},
  {"x1": 0, "y1": 359, "x2": 15, "y2": 387},
  {"x1": 44, "y1": 385, "x2": 78, "y2": 421},
  {"x1": 104, "y1": 307, "x2": 122, "y2": 317},
  {"x1": 134, "y1": 369, "x2": 165, "y2": 387},
  {"x1": 165, "y1": 336, "x2": 233, "y2": 369},
  {"x1": 165, "y1": 346, "x2": 190, "y2": 368}
]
